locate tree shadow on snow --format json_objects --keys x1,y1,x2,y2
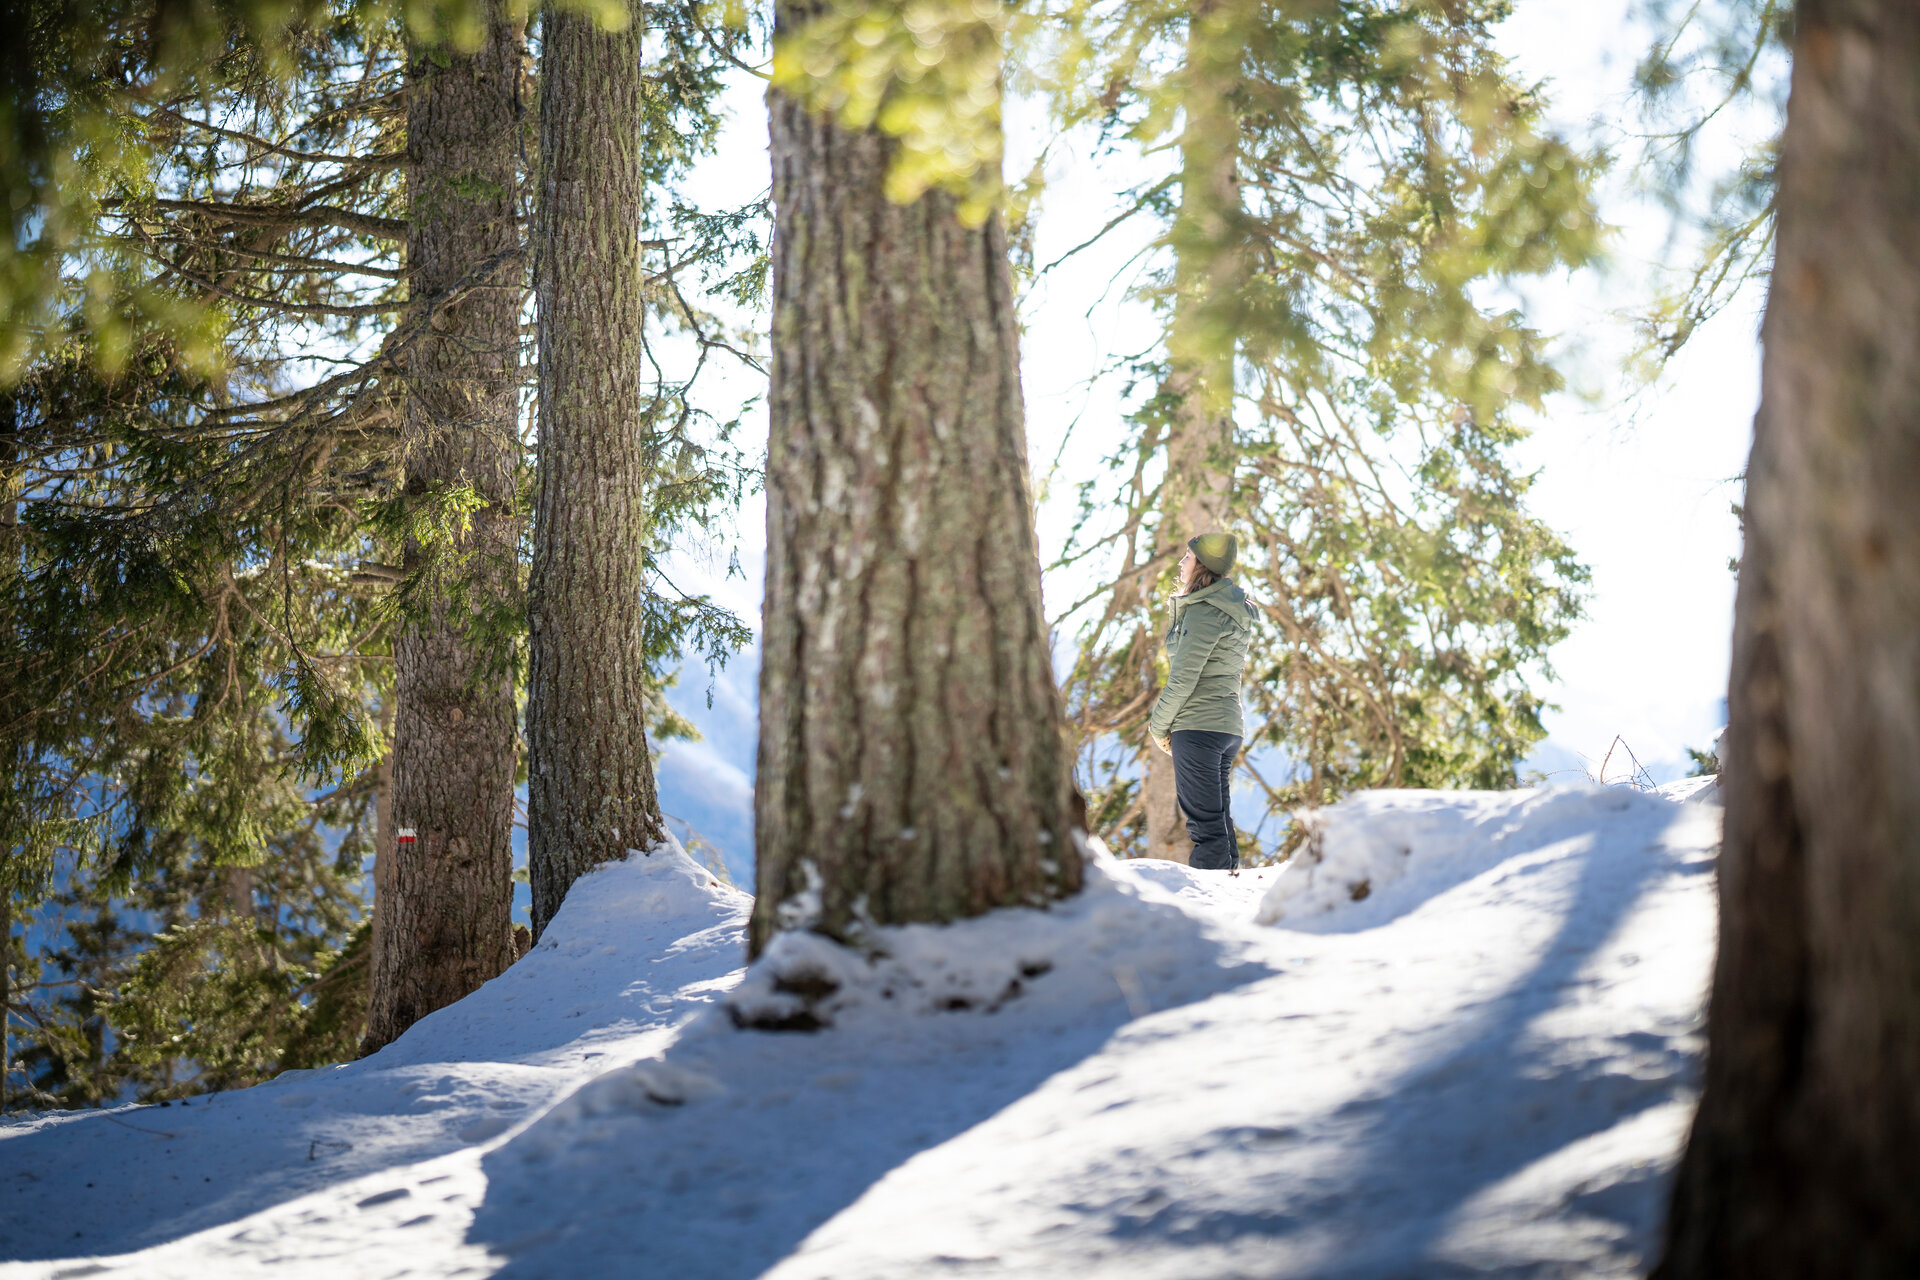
[
  {"x1": 464, "y1": 868, "x2": 1278, "y2": 1280},
  {"x1": 0, "y1": 1047, "x2": 534, "y2": 1261},
  {"x1": 1167, "y1": 792, "x2": 1714, "y2": 1276}
]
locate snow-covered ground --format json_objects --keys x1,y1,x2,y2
[{"x1": 0, "y1": 782, "x2": 1719, "y2": 1278}]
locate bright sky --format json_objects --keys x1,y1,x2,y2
[
  {"x1": 651, "y1": 0, "x2": 1776, "y2": 877},
  {"x1": 1479, "y1": 0, "x2": 1768, "y2": 782}
]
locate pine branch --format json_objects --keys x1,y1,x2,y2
[
  {"x1": 147, "y1": 107, "x2": 407, "y2": 171},
  {"x1": 147, "y1": 237, "x2": 407, "y2": 280},
  {"x1": 134, "y1": 240, "x2": 404, "y2": 319},
  {"x1": 138, "y1": 199, "x2": 407, "y2": 242}
]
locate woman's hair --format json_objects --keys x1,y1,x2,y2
[{"x1": 1180, "y1": 563, "x2": 1221, "y2": 595}]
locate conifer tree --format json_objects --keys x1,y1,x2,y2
[
  {"x1": 0, "y1": 0, "x2": 503, "y2": 1064},
  {"x1": 361, "y1": 0, "x2": 527, "y2": 1052},
  {"x1": 2, "y1": 389, "x2": 18, "y2": 1107},
  {"x1": 2, "y1": 0, "x2": 496, "y2": 1080},
  {"x1": 1045, "y1": 0, "x2": 1601, "y2": 856},
  {"x1": 525, "y1": 0, "x2": 760, "y2": 936},
  {"x1": 6, "y1": 0, "x2": 518, "y2": 1061},
  {"x1": 525, "y1": 0, "x2": 665, "y2": 940},
  {"x1": 1, "y1": 0, "x2": 758, "y2": 1093},
  {"x1": 749, "y1": 0, "x2": 1082, "y2": 955},
  {"x1": 1, "y1": 0, "x2": 536, "y2": 1072},
  {"x1": 0, "y1": 331, "x2": 388, "y2": 1102},
  {"x1": 1656, "y1": 0, "x2": 1920, "y2": 1270},
  {"x1": 1630, "y1": 0, "x2": 1788, "y2": 363}
]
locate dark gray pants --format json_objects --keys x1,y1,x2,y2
[{"x1": 1170, "y1": 729, "x2": 1241, "y2": 870}]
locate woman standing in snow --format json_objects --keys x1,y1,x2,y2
[{"x1": 1148, "y1": 533, "x2": 1257, "y2": 870}]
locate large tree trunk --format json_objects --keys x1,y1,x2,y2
[
  {"x1": 363, "y1": 3, "x2": 524, "y2": 1053},
  {"x1": 1141, "y1": 0, "x2": 1242, "y2": 863},
  {"x1": 0, "y1": 893, "x2": 10, "y2": 1112},
  {"x1": 366, "y1": 732, "x2": 393, "y2": 1007},
  {"x1": 749, "y1": 41, "x2": 1083, "y2": 957},
  {"x1": 526, "y1": 0, "x2": 663, "y2": 941},
  {"x1": 1656, "y1": 2, "x2": 1920, "y2": 1273},
  {"x1": 2, "y1": 394, "x2": 17, "y2": 1108}
]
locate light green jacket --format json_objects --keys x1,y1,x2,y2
[{"x1": 1148, "y1": 577, "x2": 1255, "y2": 739}]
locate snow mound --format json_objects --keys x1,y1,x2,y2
[
  {"x1": 3, "y1": 790, "x2": 1723, "y2": 1280},
  {"x1": 526, "y1": 833, "x2": 737, "y2": 948},
  {"x1": 755, "y1": 788, "x2": 1721, "y2": 1280},
  {"x1": 1256, "y1": 783, "x2": 1705, "y2": 931},
  {"x1": 0, "y1": 835, "x2": 751, "y2": 1265},
  {"x1": 463, "y1": 844, "x2": 1277, "y2": 1276},
  {"x1": 1656, "y1": 774, "x2": 1721, "y2": 805},
  {"x1": 372, "y1": 833, "x2": 748, "y2": 1069},
  {"x1": 725, "y1": 843, "x2": 1212, "y2": 1030}
]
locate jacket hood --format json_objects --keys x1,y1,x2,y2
[{"x1": 1176, "y1": 577, "x2": 1253, "y2": 627}]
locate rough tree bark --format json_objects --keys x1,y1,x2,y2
[
  {"x1": 1, "y1": 394, "x2": 15, "y2": 1109},
  {"x1": 366, "y1": 731, "x2": 392, "y2": 1005},
  {"x1": 1655, "y1": 2, "x2": 1920, "y2": 1274},
  {"x1": 526, "y1": 0, "x2": 664, "y2": 941},
  {"x1": 1141, "y1": 0, "x2": 1242, "y2": 863},
  {"x1": 0, "y1": 891, "x2": 9, "y2": 1112},
  {"x1": 363, "y1": 3, "x2": 524, "y2": 1053},
  {"x1": 749, "y1": 40, "x2": 1083, "y2": 956}
]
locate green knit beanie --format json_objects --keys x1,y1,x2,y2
[{"x1": 1189, "y1": 532, "x2": 1236, "y2": 576}]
